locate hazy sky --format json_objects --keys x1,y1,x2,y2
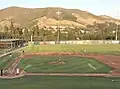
[{"x1": 1, "y1": 0, "x2": 120, "y2": 18}]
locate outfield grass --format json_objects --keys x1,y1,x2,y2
[
  {"x1": 24, "y1": 44, "x2": 120, "y2": 55},
  {"x1": 0, "y1": 52, "x2": 21, "y2": 69},
  {"x1": 0, "y1": 76, "x2": 120, "y2": 89},
  {"x1": 18, "y1": 56, "x2": 112, "y2": 73}
]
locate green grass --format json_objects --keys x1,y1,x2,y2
[
  {"x1": 0, "y1": 52, "x2": 21, "y2": 69},
  {"x1": 0, "y1": 76, "x2": 120, "y2": 89},
  {"x1": 0, "y1": 50, "x2": 4, "y2": 54},
  {"x1": 0, "y1": 49, "x2": 10, "y2": 54},
  {"x1": 24, "y1": 44, "x2": 120, "y2": 55},
  {"x1": 18, "y1": 56, "x2": 112, "y2": 73}
]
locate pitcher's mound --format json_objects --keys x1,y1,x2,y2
[{"x1": 48, "y1": 61, "x2": 66, "y2": 65}]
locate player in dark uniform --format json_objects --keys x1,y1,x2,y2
[
  {"x1": 9, "y1": 53, "x2": 12, "y2": 57},
  {"x1": 22, "y1": 50, "x2": 24, "y2": 55}
]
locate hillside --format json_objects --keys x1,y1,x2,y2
[{"x1": 0, "y1": 6, "x2": 120, "y2": 29}]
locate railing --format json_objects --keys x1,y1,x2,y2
[{"x1": 34, "y1": 40, "x2": 120, "y2": 45}]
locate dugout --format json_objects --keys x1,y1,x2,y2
[{"x1": 0, "y1": 39, "x2": 25, "y2": 49}]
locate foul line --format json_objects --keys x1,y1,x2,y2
[{"x1": 88, "y1": 63, "x2": 96, "y2": 70}]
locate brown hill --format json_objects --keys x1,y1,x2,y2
[{"x1": 0, "y1": 6, "x2": 120, "y2": 29}]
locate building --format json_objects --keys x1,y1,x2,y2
[{"x1": 0, "y1": 39, "x2": 26, "y2": 49}]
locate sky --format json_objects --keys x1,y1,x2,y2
[{"x1": 1, "y1": 0, "x2": 120, "y2": 18}]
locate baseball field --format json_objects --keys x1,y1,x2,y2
[
  {"x1": 0, "y1": 44, "x2": 120, "y2": 89},
  {"x1": 18, "y1": 56, "x2": 112, "y2": 73}
]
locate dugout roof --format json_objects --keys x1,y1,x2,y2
[{"x1": 0, "y1": 39, "x2": 22, "y2": 42}]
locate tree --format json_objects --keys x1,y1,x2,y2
[
  {"x1": 86, "y1": 22, "x2": 119, "y2": 40},
  {"x1": 3, "y1": 25, "x2": 9, "y2": 38},
  {"x1": 9, "y1": 22, "x2": 15, "y2": 39},
  {"x1": 17, "y1": 27, "x2": 23, "y2": 39}
]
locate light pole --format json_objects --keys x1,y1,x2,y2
[
  {"x1": 22, "y1": 29, "x2": 25, "y2": 40},
  {"x1": 28, "y1": 29, "x2": 33, "y2": 43},
  {"x1": 56, "y1": 10, "x2": 62, "y2": 44},
  {"x1": 30, "y1": 25, "x2": 35, "y2": 43},
  {"x1": 116, "y1": 25, "x2": 118, "y2": 40},
  {"x1": 115, "y1": 12, "x2": 119, "y2": 40}
]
